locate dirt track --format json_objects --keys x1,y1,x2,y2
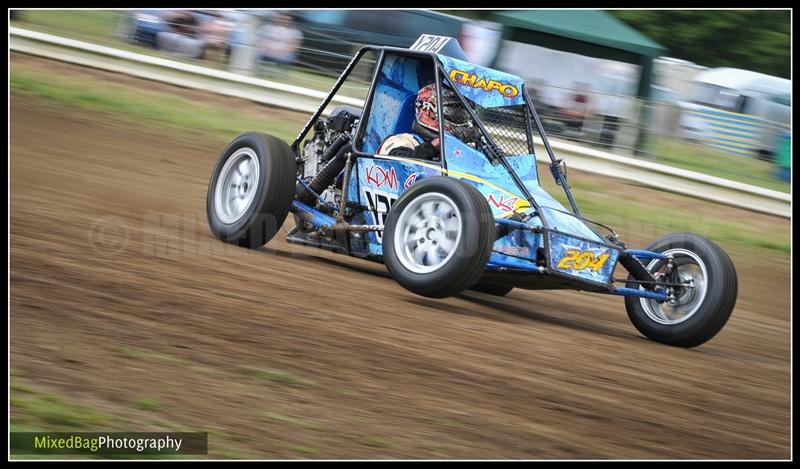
[{"x1": 10, "y1": 79, "x2": 791, "y2": 458}]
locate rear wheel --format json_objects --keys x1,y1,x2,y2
[
  {"x1": 207, "y1": 132, "x2": 296, "y2": 248},
  {"x1": 624, "y1": 233, "x2": 737, "y2": 347},
  {"x1": 382, "y1": 178, "x2": 495, "y2": 298}
]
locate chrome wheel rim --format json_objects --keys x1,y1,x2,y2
[
  {"x1": 214, "y1": 148, "x2": 260, "y2": 224},
  {"x1": 393, "y1": 193, "x2": 462, "y2": 274},
  {"x1": 640, "y1": 248, "x2": 708, "y2": 325}
]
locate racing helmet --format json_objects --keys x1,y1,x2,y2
[{"x1": 414, "y1": 83, "x2": 472, "y2": 140}]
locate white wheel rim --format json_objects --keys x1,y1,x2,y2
[
  {"x1": 214, "y1": 148, "x2": 260, "y2": 225},
  {"x1": 393, "y1": 193, "x2": 462, "y2": 274},
  {"x1": 640, "y1": 248, "x2": 708, "y2": 325}
]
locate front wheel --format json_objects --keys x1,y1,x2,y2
[
  {"x1": 624, "y1": 233, "x2": 737, "y2": 347},
  {"x1": 382, "y1": 178, "x2": 495, "y2": 298},
  {"x1": 207, "y1": 132, "x2": 296, "y2": 249}
]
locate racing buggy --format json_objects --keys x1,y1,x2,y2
[{"x1": 207, "y1": 36, "x2": 737, "y2": 347}]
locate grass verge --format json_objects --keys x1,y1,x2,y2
[
  {"x1": 11, "y1": 10, "x2": 790, "y2": 192},
  {"x1": 10, "y1": 56, "x2": 789, "y2": 259},
  {"x1": 646, "y1": 137, "x2": 789, "y2": 193},
  {"x1": 560, "y1": 178, "x2": 790, "y2": 254},
  {"x1": 10, "y1": 62, "x2": 302, "y2": 144},
  {"x1": 9, "y1": 379, "x2": 237, "y2": 460}
]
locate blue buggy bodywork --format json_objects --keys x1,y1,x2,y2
[{"x1": 288, "y1": 36, "x2": 669, "y2": 302}]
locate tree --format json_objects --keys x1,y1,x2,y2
[{"x1": 609, "y1": 10, "x2": 790, "y2": 78}]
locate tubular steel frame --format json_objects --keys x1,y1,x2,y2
[{"x1": 286, "y1": 45, "x2": 681, "y2": 301}]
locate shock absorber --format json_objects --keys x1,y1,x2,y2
[
  {"x1": 296, "y1": 132, "x2": 351, "y2": 206},
  {"x1": 619, "y1": 252, "x2": 658, "y2": 290}
]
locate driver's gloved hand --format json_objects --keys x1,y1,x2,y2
[
  {"x1": 390, "y1": 138, "x2": 440, "y2": 161},
  {"x1": 411, "y1": 138, "x2": 440, "y2": 161}
]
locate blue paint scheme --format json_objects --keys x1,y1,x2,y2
[
  {"x1": 505, "y1": 154, "x2": 540, "y2": 188},
  {"x1": 610, "y1": 287, "x2": 668, "y2": 302},
  {"x1": 437, "y1": 55, "x2": 526, "y2": 108},
  {"x1": 494, "y1": 217, "x2": 531, "y2": 231},
  {"x1": 350, "y1": 156, "x2": 441, "y2": 256},
  {"x1": 625, "y1": 249, "x2": 668, "y2": 260},
  {"x1": 539, "y1": 208, "x2": 605, "y2": 243},
  {"x1": 344, "y1": 162, "x2": 373, "y2": 256},
  {"x1": 291, "y1": 48, "x2": 673, "y2": 297},
  {"x1": 435, "y1": 132, "x2": 615, "y2": 280},
  {"x1": 440, "y1": 134, "x2": 607, "y2": 267},
  {"x1": 442, "y1": 135, "x2": 571, "y2": 217},
  {"x1": 361, "y1": 55, "x2": 434, "y2": 154},
  {"x1": 442, "y1": 135, "x2": 533, "y2": 213},
  {"x1": 291, "y1": 200, "x2": 336, "y2": 228},
  {"x1": 439, "y1": 134, "x2": 543, "y2": 268},
  {"x1": 486, "y1": 259, "x2": 542, "y2": 272},
  {"x1": 548, "y1": 232, "x2": 620, "y2": 285},
  {"x1": 490, "y1": 230, "x2": 544, "y2": 270}
]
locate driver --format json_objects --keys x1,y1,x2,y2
[{"x1": 376, "y1": 83, "x2": 475, "y2": 160}]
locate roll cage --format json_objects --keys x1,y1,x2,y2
[
  {"x1": 285, "y1": 44, "x2": 692, "y2": 302},
  {"x1": 290, "y1": 45, "x2": 613, "y2": 240}
]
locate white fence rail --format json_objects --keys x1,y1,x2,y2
[{"x1": 10, "y1": 26, "x2": 790, "y2": 218}]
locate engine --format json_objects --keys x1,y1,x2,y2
[{"x1": 296, "y1": 106, "x2": 361, "y2": 223}]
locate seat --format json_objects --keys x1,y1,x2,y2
[{"x1": 359, "y1": 54, "x2": 433, "y2": 154}]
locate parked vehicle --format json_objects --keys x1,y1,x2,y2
[
  {"x1": 116, "y1": 10, "x2": 168, "y2": 47},
  {"x1": 117, "y1": 10, "x2": 229, "y2": 56},
  {"x1": 206, "y1": 35, "x2": 738, "y2": 347},
  {"x1": 290, "y1": 10, "x2": 481, "y2": 74},
  {"x1": 678, "y1": 67, "x2": 791, "y2": 160}
]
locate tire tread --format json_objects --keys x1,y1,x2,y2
[{"x1": 624, "y1": 232, "x2": 737, "y2": 347}]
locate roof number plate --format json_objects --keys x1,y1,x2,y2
[{"x1": 410, "y1": 35, "x2": 451, "y2": 53}]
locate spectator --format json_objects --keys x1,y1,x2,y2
[
  {"x1": 157, "y1": 10, "x2": 207, "y2": 59},
  {"x1": 199, "y1": 13, "x2": 233, "y2": 63},
  {"x1": 164, "y1": 10, "x2": 199, "y2": 37},
  {"x1": 596, "y1": 78, "x2": 628, "y2": 149},
  {"x1": 258, "y1": 13, "x2": 303, "y2": 75},
  {"x1": 561, "y1": 82, "x2": 591, "y2": 137},
  {"x1": 525, "y1": 79, "x2": 563, "y2": 135}
]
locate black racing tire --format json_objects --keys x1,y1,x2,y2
[
  {"x1": 207, "y1": 132, "x2": 296, "y2": 249},
  {"x1": 382, "y1": 177, "x2": 495, "y2": 299},
  {"x1": 624, "y1": 233, "x2": 737, "y2": 348},
  {"x1": 469, "y1": 282, "x2": 513, "y2": 296}
]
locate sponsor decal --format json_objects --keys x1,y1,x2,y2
[
  {"x1": 557, "y1": 249, "x2": 610, "y2": 272},
  {"x1": 362, "y1": 188, "x2": 398, "y2": 242},
  {"x1": 365, "y1": 165, "x2": 398, "y2": 190},
  {"x1": 449, "y1": 69, "x2": 519, "y2": 98},
  {"x1": 487, "y1": 194, "x2": 518, "y2": 212},
  {"x1": 453, "y1": 148, "x2": 462, "y2": 158},
  {"x1": 403, "y1": 173, "x2": 419, "y2": 190}
]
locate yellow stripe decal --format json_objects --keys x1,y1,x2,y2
[{"x1": 372, "y1": 154, "x2": 531, "y2": 213}]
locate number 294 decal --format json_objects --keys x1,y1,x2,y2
[{"x1": 557, "y1": 250, "x2": 610, "y2": 272}]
